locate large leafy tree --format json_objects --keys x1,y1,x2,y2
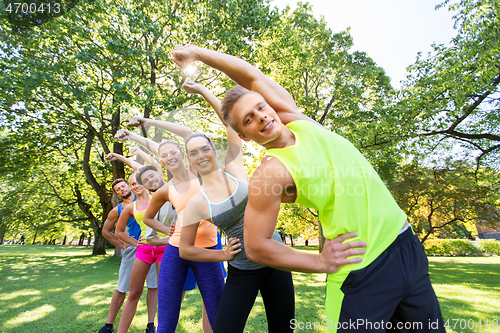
[
  {"x1": 389, "y1": 160, "x2": 500, "y2": 243},
  {"x1": 397, "y1": 0, "x2": 500, "y2": 167},
  {"x1": 0, "y1": 0, "x2": 276, "y2": 254}
]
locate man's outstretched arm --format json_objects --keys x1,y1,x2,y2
[{"x1": 172, "y1": 45, "x2": 300, "y2": 115}]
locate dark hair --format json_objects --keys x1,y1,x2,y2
[
  {"x1": 158, "y1": 140, "x2": 183, "y2": 155},
  {"x1": 184, "y1": 133, "x2": 215, "y2": 153},
  {"x1": 111, "y1": 178, "x2": 128, "y2": 192},
  {"x1": 221, "y1": 85, "x2": 250, "y2": 133},
  {"x1": 136, "y1": 165, "x2": 159, "y2": 186}
]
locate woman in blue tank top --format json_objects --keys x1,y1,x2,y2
[{"x1": 179, "y1": 82, "x2": 295, "y2": 333}]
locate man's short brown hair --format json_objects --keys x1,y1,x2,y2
[
  {"x1": 221, "y1": 85, "x2": 250, "y2": 133},
  {"x1": 111, "y1": 178, "x2": 128, "y2": 193}
]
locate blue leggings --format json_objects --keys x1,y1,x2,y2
[{"x1": 157, "y1": 244, "x2": 225, "y2": 333}]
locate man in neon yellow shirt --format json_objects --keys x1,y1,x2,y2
[{"x1": 172, "y1": 45, "x2": 445, "y2": 332}]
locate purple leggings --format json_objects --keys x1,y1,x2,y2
[{"x1": 157, "y1": 244, "x2": 225, "y2": 333}]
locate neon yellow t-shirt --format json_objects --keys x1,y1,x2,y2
[{"x1": 265, "y1": 120, "x2": 407, "y2": 278}]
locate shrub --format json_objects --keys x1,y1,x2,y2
[
  {"x1": 423, "y1": 239, "x2": 500, "y2": 256},
  {"x1": 476, "y1": 239, "x2": 500, "y2": 255}
]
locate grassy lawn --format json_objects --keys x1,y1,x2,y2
[{"x1": 0, "y1": 245, "x2": 499, "y2": 332}]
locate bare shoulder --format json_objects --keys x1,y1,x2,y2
[
  {"x1": 249, "y1": 156, "x2": 297, "y2": 203},
  {"x1": 253, "y1": 156, "x2": 293, "y2": 183},
  {"x1": 121, "y1": 203, "x2": 133, "y2": 214},
  {"x1": 107, "y1": 206, "x2": 119, "y2": 218},
  {"x1": 189, "y1": 191, "x2": 210, "y2": 218},
  {"x1": 153, "y1": 182, "x2": 170, "y2": 200}
]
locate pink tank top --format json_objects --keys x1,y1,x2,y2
[{"x1": 168, "y1": 171, "x2": 217, "y2": 248}]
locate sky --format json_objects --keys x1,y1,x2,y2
[{"x1": 270, "y1": 0, "x2": 458, "y2": 88}]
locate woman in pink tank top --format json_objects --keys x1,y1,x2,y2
[{"x1": 115, "y1": 174, "x2": 165, "y2": 333}]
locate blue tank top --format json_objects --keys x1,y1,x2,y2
[{"x1": 117, "y1": 194, "x2": 141, "y2": 240}]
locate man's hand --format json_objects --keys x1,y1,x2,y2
[
  {"x1": 114, "y1": 129, "x2": 131, "y2": 141},
  {"x1": 127, "y1": 116, "x2": 147, "y2": 127},
  {"x1": 104, "y1": 153, "x2": 118, "y2": 162},
  {"x1": 182, "y1": 81, "x2": 203, "y2": 94},
  {"x1": 319, "y1": 232, "x2": 367, "y2": 274},
  {"x1": 171, "y1": 45, "x2": 199, "y2": 69},
  {"x1": 223, "y1": 237, "x2": 242, "y2": 261}
]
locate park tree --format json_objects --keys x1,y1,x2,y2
[
  {"x1": 0, "y1": 0, "x2": 277, "y2": 254},
  {"x1": 389, "y1": 160, "x2": 500, "y2": 243},
  {"x1": 397, "y1": 0, "x2": 500, "y2": 167}
]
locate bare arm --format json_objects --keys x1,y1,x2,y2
[
  {"x1": 115, "y1": 205, "x2": 141, "y2": 247},
  {"x1": 102, "y1": 207, "x2": 129, "y2": 249},
  {"x1": 128, "y1": 116, "x2": 194, "y2": 141},
  {"x1": 172, "y1": 45, "x2": 300, "y2": 116},
  {"x1": 129, "y1": 147, "x2": 162, "y2": 171},
  {"x1": 179, "y1": 194, "x2": 241, "y2": 261},
  {"x1": 183, "y1": 81, "x2": 246, "y2": 181},
  {"x1": 244, "y1": 160, "x2": 367, "y2": 274},
  {"x1": 115, "y1": 129, "x2": 160, "y2": 156},
  {"x1": 146, "y1": 236, "x2": 169, "y2": 246},
  {"x1": 105, "y1": 153, "x2": 143, "y2": 171}
]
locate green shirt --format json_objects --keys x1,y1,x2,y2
[{"x1": 265, "y1": 120, "x2": 407, "y2": 275}]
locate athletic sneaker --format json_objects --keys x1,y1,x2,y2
[
  {"x1": 98, "y1": 324, "x2": 113, "y2": 333},
  {"x1": 145, "y1": 323, "x2": 156, "y2": 333}
]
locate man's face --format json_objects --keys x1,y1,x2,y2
[
  {"x1": 113, "y1": 181, "x2": 132, "y2": 199},
  {"x1": 140, "y1": 169, "x2": 164, "y2": 191},
  {"x1": 230, "y1": 91, "x2": 284, "y2": 146}
]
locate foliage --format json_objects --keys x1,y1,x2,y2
[
  {"x1": 397, "y1": 0, "x2": 500, "y2": 167},
  {"x1": 0, "y1": 0, "x2": 276, "y2": 254},
  {"x1": 424, "y1": 238, "x2": 500, "y2": 256},
  {"x1": 389, "y1": 159, "x2": 500, "y2": 243}
]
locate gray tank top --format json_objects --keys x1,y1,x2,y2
[{"x1": 200, "y1": 172, "x2": 282, "y2": 270}]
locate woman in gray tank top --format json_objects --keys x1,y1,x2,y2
[{"x1": 179, "y1": 82, "x2": 295, "y2": 333}]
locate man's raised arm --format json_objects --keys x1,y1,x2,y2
[{"x1": 171, "y1": 45, "x2": 299, "y2": 115}]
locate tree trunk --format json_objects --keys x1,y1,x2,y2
[
  {"x1": 305, "y1": 239, "x2": 309, "y2": 246},
  {"x1": 290, "y1": 235, "x2": 294, "y2": 246},
  {"x1": 92, "y1": 228, "x2": 107, "y2": 255},
  {"x1": 0, "y1": 226, "x2": 6, "y2": 245},
  {"x1": 78, "y1": 233, "x2": 85, "y2": 246},
  {"x1": 32, "y1": 231, "x2": 37, "y2": 244},
  {"x1": 62, "y1": 235, "x2": 67, "y2": 245},
  {"x1": 318, "y1": 218, "x2": 325, "y2": 253},
  {"x1": 114, "y1": 247, "x2": 123, "y2": 257}
]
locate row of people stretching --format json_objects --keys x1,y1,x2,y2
[{"x1": 99, "y1": 45, "x2": 445, "y2": 333}]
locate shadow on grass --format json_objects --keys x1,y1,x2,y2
[
  {"x1": 1, "y1": 246, "x2": 499, "y2": 333},
  {"x1": 429, "y1": 260, "x2": 500, "y2": 333},
  {"x1": 0, "y1": 248, "x2": 122, "y2": 333}
]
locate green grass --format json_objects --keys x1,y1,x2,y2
[{"x1": 0, "y1": 245, "x2": 499, "y2": 332}]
